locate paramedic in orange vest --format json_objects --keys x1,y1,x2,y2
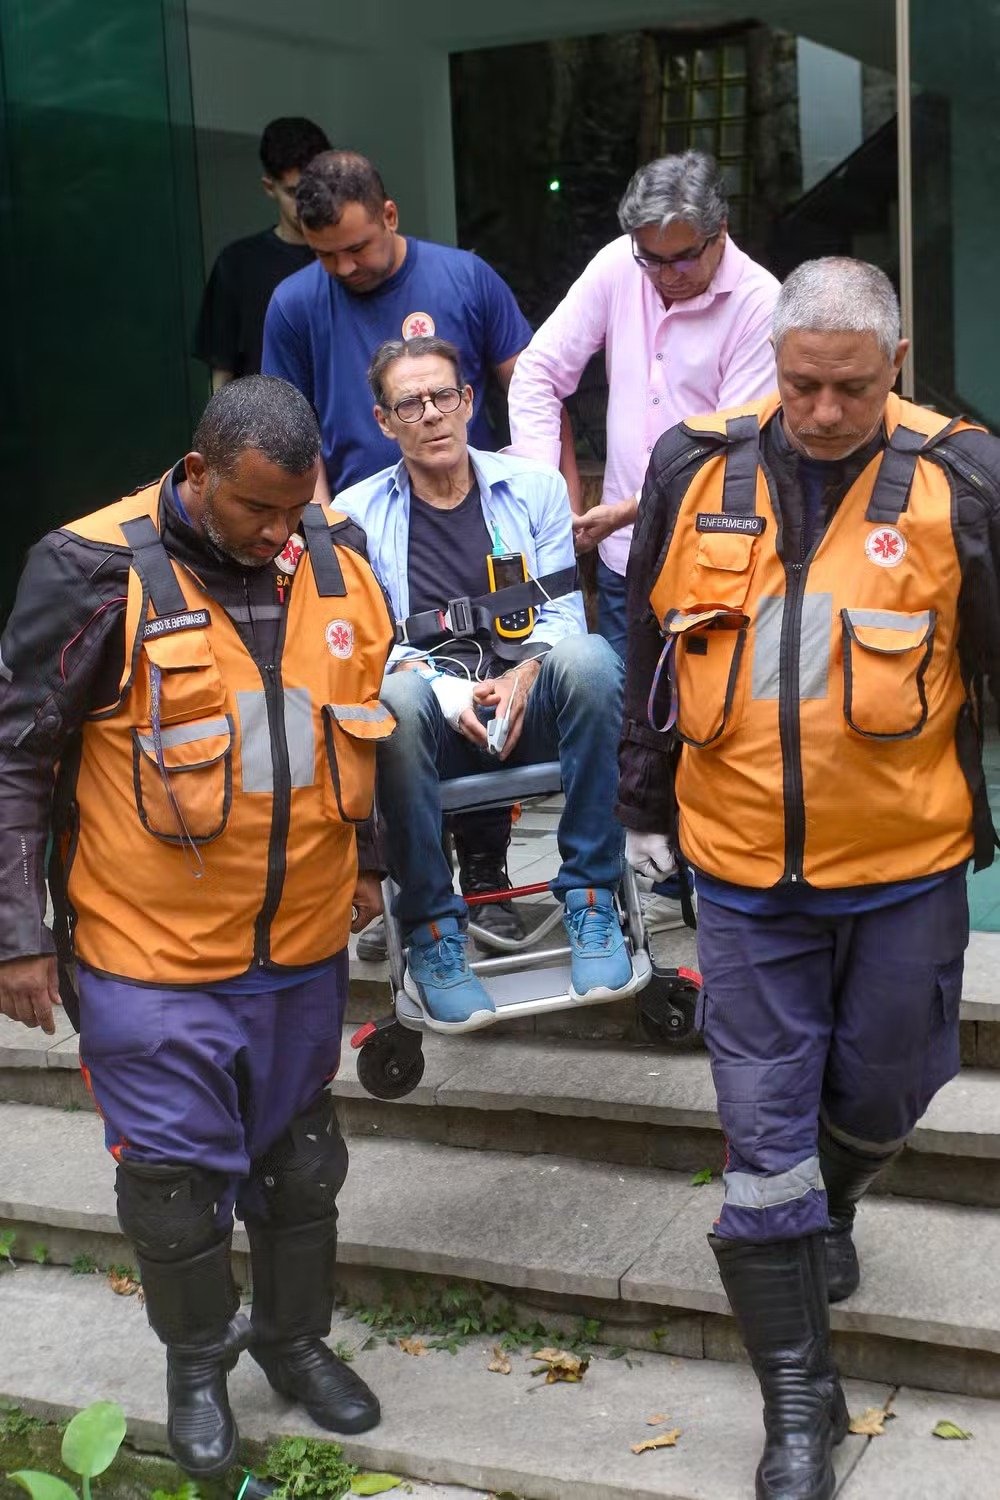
[
  {"x1": 0, "y1": 376, "x2": 393, "y2": 1477},
  {"x1": 619, "y1": 258, "x2": 1000, "y2": 1500}
]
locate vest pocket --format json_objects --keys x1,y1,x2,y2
[
  {"x1": 142, "y1": 630, "x2": 226, "y2": 723},
  {"x1": 323, "y1": 700, "x2": 396, "y2": 823},
  {"x1": 667, "y1": 608, "x2": 749, "y2": 748},
  {"x1": 132, "y1": 715, "x2": 233, "y2": 843},
  {"x1": 841, "y1": 608, "x2": 935, "y2": 740},
  {"x1": 680, "y1": 531, "x2": 758, "y2": 612}
]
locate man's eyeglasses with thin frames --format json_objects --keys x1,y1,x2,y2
[
  {"x1": 632, "y1": 232, "x2": 719, "y2": 275},
  {"x1": 388, "y1": 387, "x2": 464, "y2": 423}
]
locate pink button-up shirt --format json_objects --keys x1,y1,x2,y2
[{"x1": 507, "y1": 233, "x2": 780, "y2": 575}]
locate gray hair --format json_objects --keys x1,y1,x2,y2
[
  {"x1": 617, "y1": 151, "x2": 727, "y2": 236},
  {"x1": 773, "y1": 258, "x2": 901, "y2": 359},
  {"x1": 192, "y1": 375, "x2": 320, "y2": 477},
  {"x1": 367, "y1": 335, "x2": 464, "y2": 408}
]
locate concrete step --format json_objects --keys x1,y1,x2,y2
[
  {"x1": 0, "y1": 1100, "x2": 998, "y2": 1397},
  {"x1": 7, "y1": 1012, "x2": 1000, "y2": 1208},
  {"x1": 348, "y1": 928, "x2": 1000, "y2": 1067},
  {"x1": 2, "y1": 1266, "x2": 1000, "y2": 1500}
]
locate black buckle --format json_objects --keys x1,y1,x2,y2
[{"x1": 445, "y1": 596, "x2": 475, "y2": 636}]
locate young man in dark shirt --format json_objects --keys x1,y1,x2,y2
[{"x1": 194, "y1": 117, "x2": 330, "y2": 388}]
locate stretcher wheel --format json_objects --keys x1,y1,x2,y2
[
  {"x1": 355, "y1": 1030, "x2": 425, "y2": 1100},
  {"x1": 637, "y1": 967, "x2": 703, "y2": 1049}
]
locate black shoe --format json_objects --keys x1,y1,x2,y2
[
  {"x1": 254, "y1": 1336, "x2": 380, "y2": 1433},
  {"x1": 459, "y1": 851, "x2": 527, "y2": 945},
  {"x1": 825, "y1": 1217, "x2": 860, "y2": 1303},
  {"x1": 710, "y1": 1233, "x2": 848, "y2": 1500},
  {"x1": 166, "y1": 1314, "x2": 250, "y2": 1476},
  {"x1": 356, "y1": 917, "x2": 387, "y2": 963},
  {"x1": 247, "y1": 1215, "x2": 382, "y2": 1436},
  {"x1": 133, "y1": 1233, "x2": 248, "y2": 1480},
  {"x1": 819, "y1": 1124, "x2": 900, "y2": 1304}
]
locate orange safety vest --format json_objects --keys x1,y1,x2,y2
[
  {"x1": 648, "y1": 393, "x2": 985, "y2": 889},
  {"x1": 59, "y1": 479, "x2": 395, "y2": 984}
]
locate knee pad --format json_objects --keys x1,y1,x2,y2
[
  {"x1": 249, "y1": 1092, "x2": 348, "y2": 1225},
  {"x1": 115, "y1": 1159, "x2": 227, "y2": 1262}
]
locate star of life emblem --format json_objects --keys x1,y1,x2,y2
[
  {"x1": 325, "y1": 619, "x2": 355, "y2": 659},
  {"x1": 402, "y1": 310, "x2": 435, "y2": 339},
  {"x1": 864, "y1": 526, "x2": 907, "y2": 568},
  {"x1": 276, "y1": 533, "x2": 305, "y2": 573}
]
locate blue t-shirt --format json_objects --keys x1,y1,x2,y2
[{"x1": 262, "y1": 237, "x2": 532, "y2": 493}]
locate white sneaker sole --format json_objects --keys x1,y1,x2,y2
[
  {"x1": 402, "y1": 969, "x2": 498, "y2": 1034},
  {"x1": 568, "y1": 960, "x2": 644, "y2": 1005}
]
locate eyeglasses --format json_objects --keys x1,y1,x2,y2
[
  {"x1": 388, "y1": 387, "x2": 464, "y2": 423},
  {"x1": 632, "y1": 232, "x2": 718, "y2": 274}
]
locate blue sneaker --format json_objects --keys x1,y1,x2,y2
[
  {"x1": 563, "y1": 888, "x2": 636, "y2": 1002},
  {"x1": 403, "y1": 918, "x2": 496, "y2": 1033}
]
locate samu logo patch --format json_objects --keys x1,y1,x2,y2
[
  {"x1": 864, "y1": 526, "x2": 907, "y2": 568},
  {"x1": 325, "y1": 619, "x2": 355, "y2": 658}
]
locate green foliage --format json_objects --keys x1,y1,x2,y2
[
  {"x1": 69, "y1": 1254, "x2": 97, "y2": 1276},
  {"x1": 0, "y1": 1228, "x2": 17, "y2": 1267},
  {"x1": 60, "y1": 1401, "x2": 127, "y2": 1479},
  {"x1": 150, "y1": 1482, "x2": 201, "y2": 1500},
  {"x1": 5, "y1": 1402, "x2": 127, "y2": 1500},
  {"x1": 7, "y1": 1471, "x2": 78, "y2": 1500},
  {"x1": 690, "y1": 1167, "x2": 714, "y2": 1186},
  {"x1": 348, "y1": 1282, "x2": 600, "y2": 1357},
  {"x1": 349, "y1": 1478, "x2": 401, "y2": 1496},
  {"x1": 330, "y1": 1340, "x2": 356, "y2": 1363},
  {"x1": 260, "y1": 1436, "x2": 356, "y2": 1498},
  {"x1": 0, "y1": 1407, "x2": 45, "y2": 1439},
  {"x1": 30, "y1": 1244, "x2": 49, "y2": 1266}
]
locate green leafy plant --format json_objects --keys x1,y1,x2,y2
[
  {"x1": 690, "y1": 1167, "x2": 714, "y2": 1186},
  {"x1": 7, "y1": 1400, "x2": 127, "y2": 1500},
  {"x1": 69, "y1": 1254, "x2": 97, "y2": 1276},
  {"x1": 0, "y1": 1407, "x2": 45, "y2": 1440},
  {"x1": 150, "y1": 1481, "x2": 202, "y2": 1500},
  {"x1": 254, "y1": 1436, "x2": 400, "y2": 1498},
  {"x1": 348, "y1": 1282, "x2": 599, "y2": 1357},
  {"x1": 29, "y1": 1244, "x2": 49, "y2": 1266},
  {"x1": 0, "y1": 1228, "x2": 17, "y2": 1267}
]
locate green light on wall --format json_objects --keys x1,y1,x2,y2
[{"x1": 548, "y1": 178, "x2": 561, "y2": 192}]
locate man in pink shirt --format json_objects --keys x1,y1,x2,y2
[{"x1": 508, "y1": 151, "x2": 779, "y2": 660}]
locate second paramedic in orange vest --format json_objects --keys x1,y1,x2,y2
[
  {"x1": 619, "y1": 258, "x2": 1000, "y2": 1500},
  {"x1": 0, "y1": 377, "x2": 394, "y2": 1477}
]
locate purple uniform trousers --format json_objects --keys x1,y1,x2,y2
[
  {"x1": 697, "y1": 871, "x2": 968, "y2": 1241},
  {"x1": 77, "y1": 955, "x2": 347, "y2": 1224}
]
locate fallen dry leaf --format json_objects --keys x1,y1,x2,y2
[
  {"x1": 107, "y1": 1269, "x2": 141, "y2": 1298},
  {"x1": 398, "y1": 1336, "x2": 428, "y2": 1357},
  {"x1": 849, "y1": 1407, "x2": 896, "y2": 1437},
  {"x1": 631, "y1": 1429, "x2": 681, "y2": 1454},
  {"x1": 646, "y1": 1413, "x2": 671, "y2": 1426},
  {"x1": 530, "y1": 1347, "x2": 590, "y2": 1384},
  {"x1": 487, "y1": 1346, "x2": 512, "y2": 1376},
  {"x1": 932, "y1": 1419, "x2": 973, "y2": 1440}
]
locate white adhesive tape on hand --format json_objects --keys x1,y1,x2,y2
[{"x1": 429, "y1": 673, "x2": 475, "y2": 729}]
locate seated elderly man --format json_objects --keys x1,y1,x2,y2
[{"x1": 337, "y1": 335, "x2": 635, "y2": 1030}]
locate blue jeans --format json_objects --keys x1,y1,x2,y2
[
  {"x1": 377, "y1": 636, "x2": 625, "y2": 938},
  {"x1": 596, "y1": 556, "x2": 627, "y2": 662}
]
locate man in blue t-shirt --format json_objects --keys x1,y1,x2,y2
[{"x1": 262, "y1": 150, "x2": 534, "y2": 949}]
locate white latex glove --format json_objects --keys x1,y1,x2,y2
[{"x1": 625, "y1": 831, "x2": 677, "y2": 882}]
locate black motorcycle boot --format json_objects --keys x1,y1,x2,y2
[
  {"x1": 137, "y1": 1236, "x2": 249, "y2": 1478},
  {"x1": 247, "y1": 1216, "x2": 380, "y2": 1434},
  {"x1": 819, "y1": 1124, "x2": 902, "y2": 1302},
  {"x1": 454, "y1": 819, "x2": 526, "y2": 946},
  {"x1": 710, "y1": 1233, "x2": 849, "y2": 1500}
]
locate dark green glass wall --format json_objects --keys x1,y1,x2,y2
[{"x1": 0, "y1": 0, "x2": 206, "y2": 615}]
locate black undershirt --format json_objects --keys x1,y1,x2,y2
[{"x1": 407, "y1": 483, "x2": 499, "y2": 676}]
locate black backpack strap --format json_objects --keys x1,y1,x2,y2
[
  {"x1": 721, "y1": 414, "x2": 762, "y2": 519},
  {"x1": 865, "y1": 424, "x2": 936, "y2": 523},
  {"x1": 300, "y1": 503, "x2": 347, "y2": 597},
  {"x1": 119, "y1": 516, "x2": 188, "y2": 615}
]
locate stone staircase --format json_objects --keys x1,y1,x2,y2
[{"x1": 2, "y1": 920, "x2": 1000, "y2": 1497}]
